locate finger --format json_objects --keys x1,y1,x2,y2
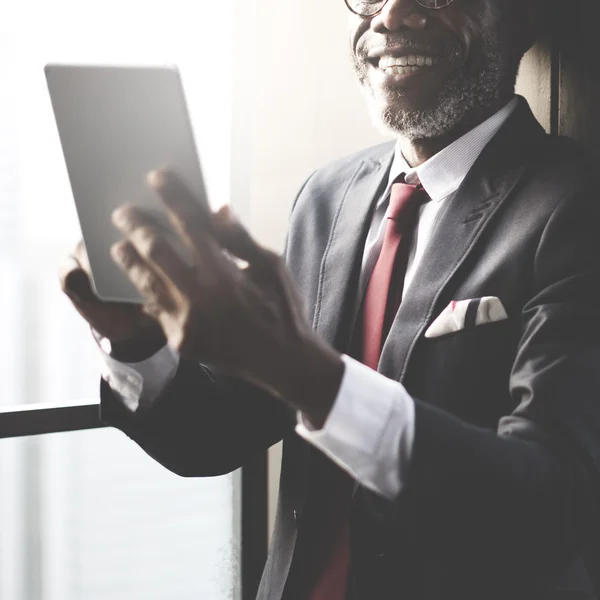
[
  {"x1": 58, "y1": 255, "x2": 83, "y2": 298},
  {"x1": 111, "y1": 240, "x2": 177, "y2": 313},
  {"x1": 113, "y1": 192, "x2": 229, "y2": 277},
  {"x1": 111, "y1": 204, "x2": 170, "y2": 237},
  {"x1": 213, "y1": 205, "x2": 277, "y2": 269},
  {"x1": 113, "y1": 203, "x2": 224, "y2": 293},
  {"x1": 58, "y1": 253, "x2": 97, "y2": 304},
  {"x1": 148, "y1": 169, "x2": 222, "y2": 258},
  {"x1": 126, "y1": 223, "x2": 204, "y2": 294}
]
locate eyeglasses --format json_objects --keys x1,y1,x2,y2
[{"x1": 345, "y1": 0, "x2": 456, "y2": 17}]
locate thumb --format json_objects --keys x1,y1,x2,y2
[{"x1": 214, "y1": 205, "x2": 274, "y2": 267}]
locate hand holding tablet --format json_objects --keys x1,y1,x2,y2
[{"x1": 53, "y1": 63, "x2": 342, "y2": 413}]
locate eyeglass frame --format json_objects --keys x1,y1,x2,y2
[{"x1": 344, "y1": 0, "x2": 457, "y2": 18}]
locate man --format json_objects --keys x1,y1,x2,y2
[{"x1": 59, "y1": 0, "x2": 600, "y2": 597}]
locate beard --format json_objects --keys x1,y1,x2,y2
[{"x1": 354, "y1": 28, "x2": 515, "y2": 141}]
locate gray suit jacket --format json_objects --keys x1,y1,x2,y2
[{"x1": 101, "y1": 96, "x2": 600, "y2": 599}]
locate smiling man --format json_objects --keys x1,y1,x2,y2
[{"x1": 60, "y1": 0, "x2": 600, "y2": 598}]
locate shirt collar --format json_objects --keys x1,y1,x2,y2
[{"x1": 382, "y1": 97, "x2": 519, "y2": 206}]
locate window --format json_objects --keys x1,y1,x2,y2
[
  {"x1": 0, "y1": 432, "x2": 239, "y2": 600},
  {"x1": 0, "y1": 2, "x2": 266, "y2": 598}
]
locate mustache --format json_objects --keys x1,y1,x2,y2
[{"x1": 357, "y1": 34, "x2": 463, "y2": 63}]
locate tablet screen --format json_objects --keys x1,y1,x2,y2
[{"x1": 45, "y1": 63, "x2": 207, "y2": 303}]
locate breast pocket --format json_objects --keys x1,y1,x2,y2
[{"x1": 408, "y1": 319, "x2": 520, "y2": 427}]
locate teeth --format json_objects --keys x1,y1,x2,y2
[
  {"x1": 381, "y1": 64, "x2": 428, "y2": 75},
  {"x1": 382, "y1": 65, "x2": 417, "y2": 76},
  {"x1": 378, "y1": 55, "x2": 437, "y2": 70}
]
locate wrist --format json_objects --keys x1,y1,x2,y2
[
  {"x1": 109, "y1": 332, "x2": 167, "y2": 362},
  {"x1": 275, "y1": 335, "x2": 345, "y2": 429}
]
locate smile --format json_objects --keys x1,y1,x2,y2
[{"x1": 378, "y1": 55, "x2": 439, "y2": 76}]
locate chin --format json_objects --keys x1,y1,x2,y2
[
  {"x1": 364, "y1": 90, "x2": 451, "y2": 140},
  {"x1": 363, "y1": 69, "x2": 508, "y2": 141}
]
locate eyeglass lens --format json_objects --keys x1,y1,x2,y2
[{"x1": 346, "y1": 0, "x2": 454, "y2": 17}]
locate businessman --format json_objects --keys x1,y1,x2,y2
[{"x1": 60, "y1": 0, "x2": 600, "y2": 597}]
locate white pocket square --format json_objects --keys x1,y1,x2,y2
[{"x1": 424, "y1": 297, "x2": 508, "y2": 339}]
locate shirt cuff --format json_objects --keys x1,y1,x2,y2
[
  {"x1": 295, "y1": 354, "x2": 415, "y2": 500},
  {"x1": 91, "y1": 328, "x2": 180, "y2": 412}
]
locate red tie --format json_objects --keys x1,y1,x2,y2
[
  {"x1": 299, "y1": 177, "x2": 426, "y2": 600},
  {"x1": 361, "y1": 179, "x2": 427, "y2": 369}
]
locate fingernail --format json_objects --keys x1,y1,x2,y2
[
  {"x1": 112, "y1": 208, "x2": 127, "y2": 226},
  {"x1": 147, "y1": 169, "x2": 167, "y2": 189},
  {"x1": 216, "y1": 205, "x2": 235, "y2": 225},
  {"x1": 111, "y1": 243, "x2": 126, "y2": 261}
]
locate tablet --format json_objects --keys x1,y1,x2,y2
[{"x1": 45, "y1": 63, "x2": 208, "y2": 303}]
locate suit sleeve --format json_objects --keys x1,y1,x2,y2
[
  {"x1": 100, "y1": 358, "x2": 295, "y2": 477},
  {"x1": 397, "y1": 184, "x2": 600, "y2": 575}
]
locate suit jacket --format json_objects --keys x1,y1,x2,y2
[{"x1": 100, "y1": 97, "x2": 600, "y2": 599}]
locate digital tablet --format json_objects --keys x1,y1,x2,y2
[{"x1": 45, "y1": 63, "x2": 208, "y2": 303}]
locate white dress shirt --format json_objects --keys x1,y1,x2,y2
[{"x1": 96, "y1": 97, "x2": 518, "y2": 500}]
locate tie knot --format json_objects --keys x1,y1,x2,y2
[{"x1": 388, "y1": 181, "x2": 426, "y2": 221}]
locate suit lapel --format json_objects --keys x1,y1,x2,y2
[
  {"x1": 303, "y1": 150, "x2": 393, "y2": 514},
  {"x1": 312, "y1": 150, "x2": 394, "y2": 348},
  {"x1": 378, "y1": 99, "x2": 545, "y2": 382}
]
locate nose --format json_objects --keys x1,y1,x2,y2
[{"x1": 371, "y1": 0, "x2": 428, "y2": 33}]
